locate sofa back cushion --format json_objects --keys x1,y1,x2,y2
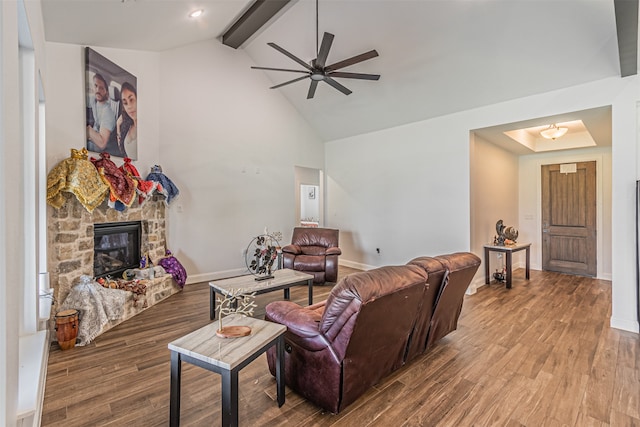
[
  {"x1": 320, "y1": 264, "x2": 428, "y2": 411},
  {"x1": 426, "y1": 252, "x2": 481, "y2": 348},
  {"x1": 405, "y1": 256, "x2": 448, "y2": 360}
]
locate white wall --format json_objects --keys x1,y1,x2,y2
[
  {"x1": 158, "y1": 40, "x2": 324, "y2": 282},
  {"x1": 326, "y1": 75, "x2": 639, "y2": 332},
  {"x1": 470, "y1": 134, "x2": 519, "y2": 290},
  {"x1": 519, "y1": 147, "x2": 612, "y2": 279},
  {"x1": 326, "y1": 113, "x2": 473, "y2": 270}
]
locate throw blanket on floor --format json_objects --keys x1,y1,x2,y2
[{"x1": 58, "y1": 276, "x2": 126, "y2": 346}]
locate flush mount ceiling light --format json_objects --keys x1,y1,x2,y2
[
  {"x1": 189, "y1": 9, "x2": 204, "y2": 18},
  {"x1": 540, "y1": 124, "x2": 568, "y2": 140}
]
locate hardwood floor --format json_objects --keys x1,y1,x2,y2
[{"x1": 42, "y1": 268, "x2": 640, "y2": 426}]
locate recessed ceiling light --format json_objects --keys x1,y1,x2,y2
[{"x1": 189, "y1": 9, "x2": 204, "y2": 18}]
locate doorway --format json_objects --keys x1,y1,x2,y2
[
  {"x1": 541, "y1": 161, "x2": 597, "y2": 276},
  {"x1": 294, "y1": 166, "x2": 323, "y2": 227}
]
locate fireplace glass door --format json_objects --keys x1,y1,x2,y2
[{"x1": 94, "y1": 221, "x2": 141, "y2": 278}]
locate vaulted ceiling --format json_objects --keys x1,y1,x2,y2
[{"x1": 41, "y1": 0, "x2": 633, "y2": 146}]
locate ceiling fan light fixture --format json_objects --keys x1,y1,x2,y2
[
  {"x1": 251, "y1": 0, "x2": 379, "y2": 98},
  {"x1": 540, "y1": 124, "x2": 568, "y2": 140}
]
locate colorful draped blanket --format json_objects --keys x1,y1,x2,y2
[
  {"x1": 120, "y1": 157, "x2": 162, "y2": 205},
  {"x1": 91, "y1": 152, "x2": 137, "y2": 207},
  {"x1": 46, "y1": 148, "x2": 109, "y2": 212},
  {"x1": 145, "y1": 165, "x2": 180, "y2": 204}
]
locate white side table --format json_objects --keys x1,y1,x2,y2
[{"x1": 168, "y1": 314, "x2": 286, "y2": 426}]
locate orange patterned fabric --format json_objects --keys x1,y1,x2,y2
[
  {"x1": 90, "y1": 152, "x2": 137, "y2": 207},
  {"x1": 119, "y1": 157, "x2": 160, "y2": 205}
]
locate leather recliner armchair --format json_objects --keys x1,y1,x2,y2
[{"x1": 282, "y1": 227, "x2": 341, "y2": 284}]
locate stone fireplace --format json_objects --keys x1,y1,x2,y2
[{"x1": 48, "y1": 194, "x2": 181, "y2": 327}]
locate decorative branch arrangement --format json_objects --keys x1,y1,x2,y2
[{"x1": 216, "y1": 289, "x2": 257, "y2": 338}]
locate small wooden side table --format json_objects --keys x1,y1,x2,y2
[
  {"x1": 168, "y1": 314, "x2": 286, "y2": 426},
  {"x1": 484, "y1": 243, "x2": 531, "y2": 289}
]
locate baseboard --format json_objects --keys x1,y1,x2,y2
[
  {"x1": 610, "y1": 317, "x2": 639, "y2": 333},
  {"x1": 186, "y1": 267, "x2": 248, "y2": 285},
  {"x1": 466, "y1": 276, "x2": 487, "y2": 295},
  {"x1": 339, "y1": 259, "x2": 375, "y2": 271},
  {"x1": 187, "y1": 261, "x2": 375, "y2": 286}
]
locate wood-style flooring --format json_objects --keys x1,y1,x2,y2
[{"x1": 42, "y1": 268, "x2": 640, "y2": 426}]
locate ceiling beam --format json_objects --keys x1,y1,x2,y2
[
  {"x1": 222, "y1": 0, "x2": 291, "y2": 49},
  {"x1": 614, "y1": 0, "x2": 638, "y2": 77}
]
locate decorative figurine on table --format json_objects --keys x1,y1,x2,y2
[
  {"x1": 504, "y1": 226, "x2": 519, "y2": 245},
  {"x1": 216, "y1": 289, "x2": 257, "y2": 338},
  {"x1": 495, "y1": 220, "x2": 506, "y2": 246},
  {"x1": 245, "y1": 231, "x2": 281, "y2": 281},
  {"x1": 494, "y1": 220, "x2": 519, "y2": 246}
]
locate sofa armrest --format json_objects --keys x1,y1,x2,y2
[
  {"x1": 282, "y1": 244, "x2": 301, "y2": 255},
  {"x1": 266, "y1": 301, "x2": 338, "y2": 355},
  {"x1": 266, "y1": 301, "x2": 322, "y2": 338},
  {"x1": 325, "y1": 247, "x2": 342, "y2": 256}
]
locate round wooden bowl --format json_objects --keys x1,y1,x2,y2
[{"x1": 216, "y1": 325, "x2": 252, "y2": 338}]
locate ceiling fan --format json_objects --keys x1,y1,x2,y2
[{"x1": 251, "y1": 0, "x2": 380, "y2": 99}]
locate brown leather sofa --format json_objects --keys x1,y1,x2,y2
[
  {"x1": 282, "y1": 227, "x2": 341, "y2": 284},
  {"x1": 265, "y1": 252, "x2": 480, "y2": 414}
]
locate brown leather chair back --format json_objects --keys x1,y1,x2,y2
[
  {"x1": 290, "y1": 227, "x2": 339, "y2": 252},
  {"x1": 404, "y1": 256, "x2": 448, "y2": 361},
  {"x1": 426, "y1": 252, "x2": 481, "y2": 348},
  {"x1": 319, "y1": 265, "x2": 428, "y2": 411}
]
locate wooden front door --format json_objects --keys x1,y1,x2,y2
[{"x1": 541, "y1": 161, "x2": 596, "y2": 276}]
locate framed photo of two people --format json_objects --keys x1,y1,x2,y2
[{"x1": 85, "y1": 47, "x2": 138, "y2": 160}]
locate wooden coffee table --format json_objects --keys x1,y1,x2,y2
[
  {"x1": 168, "y1": 314, "x2": 286, "y2": 426},
  {"x1": 209, "y1": 268, "x2": 314, "y2": 320}
]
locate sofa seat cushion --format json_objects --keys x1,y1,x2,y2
[
  {"x1": 300, "y1": 245, "x2": 329, "y2": 256},
  {"x1": 292, "y1": 255, "x2": 326, "y2": 272}
]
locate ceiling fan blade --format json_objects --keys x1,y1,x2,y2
[
  {"x1": 315, "y1": 32, "x2": 334, "y2": 68},
  {"x1": 307, "y1": 80, "x2": 319, "y2": 99},
  {"x1": 325, "y1": 50, "x2": 379, "y2": 72},
  {"x1": 324, "y1": 77, "x2": 352, "y2": 96},
  {"x1": 328, "y1": 71, "x2": 380, "y2": 81},
  {"x1": 252, "y1": 66, "x2": 310, "y2": 74},
  {"x1": 270, "y1": 75, "x2": 309, "y2": 89},
  {"x1": 267, "y1": 42, "x2": 313, "y2": 71}
]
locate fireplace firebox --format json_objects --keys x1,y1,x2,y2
[{"x1": 94, "y1": 221, "x2": 142, "y2": 278}]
